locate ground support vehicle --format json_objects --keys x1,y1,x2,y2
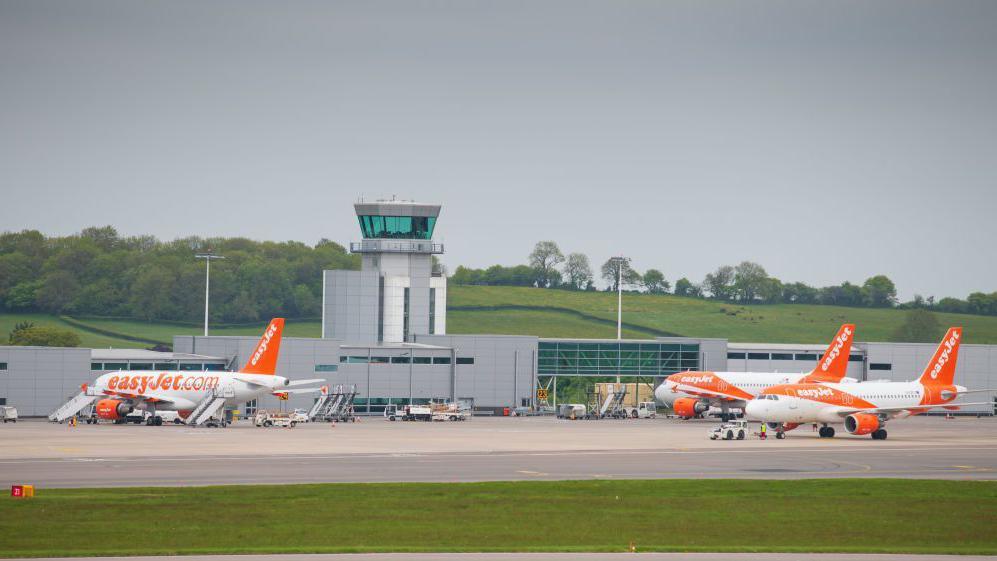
[
  {"x1": 709, "y1": 420, "x2": 749, "y2": 440},
  {"x1": 0, "y1": 406, "x2": 17, "y2": 423},
  {"x1": 254, "y1": 411, "x2": 296, "y2": 428},
  {"x1": 384, "y1": 404, "x2": 432, "y2": 421},
  {"x1": 289, "y1": 409, "x2": 310, "y2": 424},
  {"x1": 431, "y1": 402, "x2": 471, "y2": 421},
  {"x1": 620, "y1": 402, "x2": 657, "y2": 419},
  {"x1": 557, "y1": 404, "x2": 587, "y2": 419}
]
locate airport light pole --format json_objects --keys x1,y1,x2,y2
[
  {"x1": 613, "y1": 256, "x2": 628, "y2": 340},
  {"x1": 195, "y1": 253, "x2": 225, "y2": 336}
]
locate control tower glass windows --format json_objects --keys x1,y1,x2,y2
[{"x1": 358, "y1": 215, "x2": 437, "y2": 240}]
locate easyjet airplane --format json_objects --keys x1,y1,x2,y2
[
  {"x1": 63, "y1": 318, "x2": 322, "y2": 426},
  {"x1": 745, "y1": 327, "x2": 990, "y2": 439},
  {"x1": 654, "y1": 324, "x2": 856, "y2": 420}
]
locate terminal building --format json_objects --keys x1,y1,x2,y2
[{"x1": 2, "y1": 199, "x2": 997, "y2": 417}]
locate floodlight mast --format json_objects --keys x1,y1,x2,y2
[{"x1": 195, "y1": 253, "x2": 225, "y2": 336}]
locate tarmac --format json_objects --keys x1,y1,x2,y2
[{"x1": 2, "y1": 415, "x2": 995, "y2": 487}]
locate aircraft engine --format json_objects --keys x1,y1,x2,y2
[
  {"x1": 844, "y1": 413, "x2": 880, "y2": 435},
  {"x1": 672, "y1": 397, "x2": 709, "y2": 418},
  {"x1": 95, "y1": 399, "x2": 133, "y2": 420}
]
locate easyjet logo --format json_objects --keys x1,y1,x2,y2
[
  {"x1": 820, "y1": 326, "x2": 852, "y2": 371},
  {"x1": 796, "y1": 387, "x2": 833, "y2": 398},
  {"x1": 678, "y1": 375, "x2": 714, "y2": 385},
  {"x1": 929, "y1": 330, "x2": 960, "y2": 379},
  {"x1": 106, "y1": 374, "x2": 220, "y2": 393},
  {"x1": 251, "y1": 323, "x2": 278, "y2": 366}
]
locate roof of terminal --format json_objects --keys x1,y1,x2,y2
[{"x1": 90, "y1": 349, "x2": 226, "y2": 362}]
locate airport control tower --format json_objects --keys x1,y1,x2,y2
[{"x1": 322, "y1": 199, "x2": 446, "y2": 344}]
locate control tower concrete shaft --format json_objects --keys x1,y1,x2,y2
[{"x1": 322, "y1": 200, "x2": 446, "y2": 344}]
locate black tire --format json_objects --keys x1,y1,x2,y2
[
  {"x1": 290, "y1": 421, "x2": 297, "y2": 428},
  {"x1": 725, "y1": 430, "x2": 734, "y2": 440},
  {"x1": 826, "y1": 426, "x2": 835, "y2": 438},
  {"x1": 737, "y1": 430, "x2": 745, "y2": 440},
  {"x1": 631, "y1": 410, "x2": 639, "y2": 419},
  {"x1": 776, "y1": 432, "x2": 785, "y2": 440},
  {"x1": 389, "y1": 416, "x2": 396, "y2": 422},
  {"x1": 263, "y1": 420, "x2": 273, "y2": 427}
]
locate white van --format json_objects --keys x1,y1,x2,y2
[{"x1": 1, "y1": 406, "x2": 18, "y2": 423}]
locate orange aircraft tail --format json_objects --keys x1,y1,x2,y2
[
  {"x1": 918, "y1": 327, "x2": 962, "y2": 387},
  {"x1": 801, "y1": 324, "x2": 855, "y2": 383},
  {"x1": 241, "y1": 318, "x2": 285, "y2": 375}
]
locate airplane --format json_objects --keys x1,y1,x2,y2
[
  {"x1": 654, "y1": 324, "x2": 856, "y2": 420},
  {"x1": 745, "y1": 327, "x2": 991, "y2": 439},
  {"x1": 54, "y1": 318, "x2": 323, "y2": 426}
]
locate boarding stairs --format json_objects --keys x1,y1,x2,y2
[
  {"x1": 311, "y1": 384, "x2": 357, "y2": 422},
  {"x1": 601, "y1": 386, "x2": 629, "y2": 418},
  {"x1": 49, "y1": 386, "x2": 100, "y2": 422},
  {"x1": 186, "y1": 386, "x2": 235, "y2": 426}
]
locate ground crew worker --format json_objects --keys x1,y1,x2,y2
[{"x1": 760, "y1": 422, "x2": 767, "y2": 440}]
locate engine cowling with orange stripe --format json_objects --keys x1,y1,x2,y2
[
  {"x1": 844, "y1": 413, "x2": 880, "y2": 435},
  {"x1": 95, "y1": 399, "x2": 133, "y2": 420},
  {"x1": 672, "y1": 397, "x2": 709, "y2": 418}
]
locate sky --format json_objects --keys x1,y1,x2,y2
[{"x1": 1, "y1": 0, "x2": 995, "y2": 300}]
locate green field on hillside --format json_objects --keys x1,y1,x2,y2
[
  {"x1": 3, "y1": 284, "x2": 997, "y2": 348},
  {"x1": 449, "y1": 285, "x2": 997, "y2": 344},
  {"x1": 2, "y1": 479, "x2": 995, "y2": 556}
]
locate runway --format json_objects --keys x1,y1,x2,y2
[{"x1": 2, "y1": 416, "x2": 995, "y2": 487}]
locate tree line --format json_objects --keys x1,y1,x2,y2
[
  {"x1": 0, "y1": 227, "x2": 358, "y2": 323},
  {"x1": 451, "y1": 240, "x2": 997, "y2": 316}
]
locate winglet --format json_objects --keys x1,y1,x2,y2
[
  {"x1": 918, "y1": 327, "x2": 962, "y2": 387},
  {"x1": 801, "y1": 324, "x2": 855, "y2": 383},
  {"x1": 241, "y1": 318, "x2": 285, "y2": 375}
]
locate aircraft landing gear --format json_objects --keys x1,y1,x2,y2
[
  {"x1": 871, "y1": 429, "x2": 888, "y2": 440},
  {"x1": 818, "y1": 425, "x2": 835, "y2": 438}
]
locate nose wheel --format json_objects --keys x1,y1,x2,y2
[{"x1": 818, "y1": 425, "x2": 835, "y2": 438}]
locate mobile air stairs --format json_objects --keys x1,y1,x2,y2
[
  {"x1": 309, "y1": 384, "x2": 358, "y2": 422},
  {"x1": 586, "y1": 384, "x2": 629, "y2": 419},
  {"x1": 186, "y1": 386, "x2": 236, "y2": 427},
  {"x1": 49, "y1": 385, "x2": 99, "y2": 423}
]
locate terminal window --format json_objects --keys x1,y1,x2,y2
[
  {"x1": 771, "y1": 353, "x2": 793, "y2": 360},
  {"x1": 130, "y1": 363, "x2": 153, "y2": 370},
  {"x1": 794, "y1": 354, "x2": 818, "y2": 361},
  {"x1": 91, "y1": 362, "x2": 104, "y2": 370},
  {"x1": 747, "y1": 353, "x2": 769, "y2": 360},
  {"x1": 154, "y1": 362, "x2": 178, "y2": 370},
  {"x1": 390, "y1": 356, "x2": 411, "y2": 364},
  {"x1": 870, "y1": 363, "x2": 892, "y2": 371},
  {"x1": 370, "y1": 356, "x2": 390, "y2": 364},
  {"x1": 104, "y1": 362, "x2": 128, "y2": 370},
  {"x1": 315, "y1": 364, "x2": 338, "y2": 372},
  {"x1": 456, "y1": 357, "x2": 474, "y2": 365},
  {"x1": 849, "y1": 355, "x2": 863, "y2": 362},
  {"x1": 412, "y1": 357, "x2": 432, "y2": 364},
  {"x1": 538, "y1": 341, "x2": 699, "y2": 376},
  {"x1": 433, "y1": 356, "x2": 451, "y2": 365},
  {"x1": 0, "y1": 362, "x2": 6, "y2": 370},
  {"x1": 726, "y1": 353, "x2": 746, "y2": 360}
]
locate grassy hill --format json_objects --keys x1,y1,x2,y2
[{"x1": 3, "y1": 285, "x2": 997, "y2": 348}]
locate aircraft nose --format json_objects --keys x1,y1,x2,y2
[{"x1": 744, "y1": 401, "x2": 764, "y2": 421}]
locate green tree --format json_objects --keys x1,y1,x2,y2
[
  {"x1": 892, "y1": 309, "x2": 941, "y2": 343},
  {"x1": 733, "y1": 261, "x2": 768, "y2": 303},
  {"x1": 528, "y1": 241, "x2": 565, "y2": 288},
  {"x1": 35, "y1": 271, "x2": 80, "y2": 313},
  {"x1": 601, "y1": 257, "x2": 640, "y2": 292},
  {"x1": 862, "y1": 275, "x2": 898, "y2": 308},
  {"x1": 703, "y1": 265, "x2": 735, "y2": 301},
  {"x1": 642, "y1": 269, "x2": 669, "y2": 293},
  {"x1": 563, "y1": 253, "x2": 593, "y2": 290},
  {"x1": 674, "y1": 277, "x2": 695, "y2": 297},
  {"x1": 9, "y1": 326, "x2": 81, "y2": 347}
]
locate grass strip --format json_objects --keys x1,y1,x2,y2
[{"x1": 2, "y1": 479, "x2": 996, "y2": 556}]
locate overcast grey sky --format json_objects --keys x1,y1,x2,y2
[{"x1": 1, "y1": 0, "x2": 995, "y2": 299}]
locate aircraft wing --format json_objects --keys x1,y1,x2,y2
[
  {"x1": 670, "y1": 384, "x2": 746, "y2": 403},
  {"x1": 287, "y1": 378, "x2": 326, "y2": 387},
  {"x1": 101, "y1": 389, "x2": 175, "y2": 404},
  {"x1": 833, "y1": 402, "x2": 991, "y2": 417}
]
